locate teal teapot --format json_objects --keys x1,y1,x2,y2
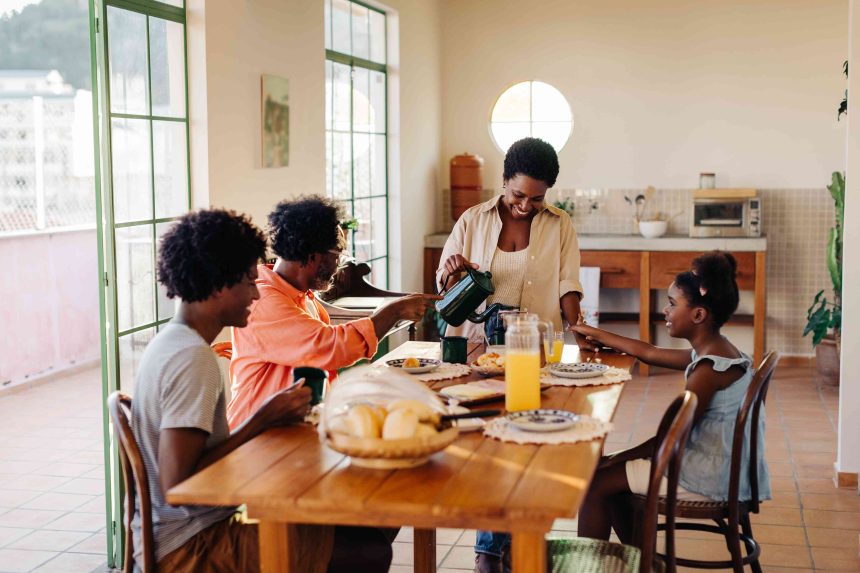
[{"x1": 436, "y1": 268, "x2": 509, "y2": 327}]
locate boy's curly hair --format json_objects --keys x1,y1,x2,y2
[
  {"x1": 157, "y1": 209, "x2": 266, "y2": 302},
  {"x1": 268, "y1": 196, "x2": 346, "y2": 264},
  {"x1": 503, "y1": 137, "x2": 560, "y2": 187}
]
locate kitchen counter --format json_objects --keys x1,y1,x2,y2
[{"x1": 424, "y1": 232, "x2": 767, "y2": 251}]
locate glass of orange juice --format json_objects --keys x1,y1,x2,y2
[
  {"x1": 505, "y1": 350, "x2": 542, "y2": 411},
  {"x1": 543, "y1": 331, "x2": 564, "y2": 364}
]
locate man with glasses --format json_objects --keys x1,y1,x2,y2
[{"x1": 226, "y1": 195, "x2": 435, "y2": 430}]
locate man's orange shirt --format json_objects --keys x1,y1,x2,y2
[{"x1": 227, "y1": 264, "x2": 378, "y2": 429}]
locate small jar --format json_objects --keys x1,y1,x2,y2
[{"x1": 699, "y1": 172, "x2": 716, "y2": 189}]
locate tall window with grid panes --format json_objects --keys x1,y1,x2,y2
[{"x1": 324, "y1": 0, "x2": 388, "y2": 288}]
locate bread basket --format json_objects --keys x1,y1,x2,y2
[
  {"x1": 326, "y1": 425, "x2": 459, "y2": 468},
  {"x1": 320, "y1": 365, "x2": 459, "y2": 469}
]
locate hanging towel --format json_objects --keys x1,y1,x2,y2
[{"x1": 579, "y1": 267, "x2": 601, "y2": 328}]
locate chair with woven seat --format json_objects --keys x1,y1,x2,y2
[
  {"x1": 628, "y1": 350, "x2": 781, "y2": 573},
  {"x1": 548, "y1": 390, "x2": 699, "y2": 573},
  {"x1": 107, "y1": 392, "x2": 155, "y2": 573}
]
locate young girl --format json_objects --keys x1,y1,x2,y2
[{"x1": 572, "y1": 251, "x2": 771, "y2": 542}]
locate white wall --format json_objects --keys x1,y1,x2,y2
[
  {"x1": 385, "y1": 0, "x2": 442, "y2": 291},
  {"x1": 187, "y1": 0, "x2": 441, "y2": 292},
  {"x1": 837, "y1": 0, "x2": 860, "y2": 480},
  {"x1": 439, "y1": 0, "x2": 847, "y2": 190},
  {"x1": 188, "y1": 0, "x2": 326, "y2": 229}
]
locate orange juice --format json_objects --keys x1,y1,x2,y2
[
  {"x1": 543, "y1": 339, "x2": 564, "y2": 364},
  {"x1": 505, "y1": 350, "x2": 541, "y2": 411}
]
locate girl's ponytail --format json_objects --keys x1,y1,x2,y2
[{"x1": 675, "y1": 251, "x2": 740, "y2": 328}]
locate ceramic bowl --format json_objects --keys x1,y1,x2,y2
[{"x1": 639, "y1": 220, "x2": 668, "y2": 238}]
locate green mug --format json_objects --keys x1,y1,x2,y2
[
  {"x1": 440, "y1": 336, "x2": 468, "y2": 364},
  {"x1": 293, "y1": 366, "x2": 328, "y2": 406}
]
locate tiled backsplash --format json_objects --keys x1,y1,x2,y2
[{"x1": 435, "y1": 188, "x2": 835, "y2": 356}]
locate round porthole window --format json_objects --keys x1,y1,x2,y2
[{"x1": 489, "y1": 80, "x2": 573, "y2": 154}]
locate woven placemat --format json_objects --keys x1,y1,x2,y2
[
  {"x1": 540, "y1": 366, "x2": 632, "y2": 387},
  {"x1": 413, "y1": 362, "x2": 472, "y2": 382},
  {"x1": 483, "y1": 415, "x2": 613, "y2": 445}
]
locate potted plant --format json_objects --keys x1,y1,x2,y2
[
  {"x1": 804, "y1": 171, "x2": 844, "y2": 384},
  {"x1": 552, "y1": 197, "x2": 576, "y2": 217}
]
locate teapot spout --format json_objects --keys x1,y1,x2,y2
[{"x1": 468, "y1": 303, "x2": 508, "y2": 324}]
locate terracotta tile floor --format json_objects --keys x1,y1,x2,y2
[{"x1": 0, "y1": 364, "x2": 857, "y2": 572}]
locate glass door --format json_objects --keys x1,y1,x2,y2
[
  {"x1": 325, "y1": 0, "x2": 389, "y2": 288},
  {"x1": 89, "y1": 0, "x2": 189, "y2": 566}
]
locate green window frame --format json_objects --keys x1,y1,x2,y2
[
  {"x1": 89, "y1": 0, "x2": 190, "y2": 566},
  {"x1": 324, "y1": 0, "x2": 389, "y2": 288}
]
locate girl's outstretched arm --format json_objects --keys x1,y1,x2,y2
[{"x1": 571, "y1": 324, "x2": 692, "y2": 370}]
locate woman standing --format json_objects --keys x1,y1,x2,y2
[
  {"x1": 437, "y1": 137, "x2": 587, "y2": 344},
  {"x1": 436, "y1": 137, "x2": 588, "y2": 573}
]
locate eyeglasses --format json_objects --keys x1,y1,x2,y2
[{"x1": 327, "y1": 249, "x2": 355, "y2": 268}]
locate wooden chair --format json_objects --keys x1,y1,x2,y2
[
  {"x1": 628, "y1": 350, "x2": 781, "y2": 573},
  {"x1": 107, "y1": 392, "x2": 155, "y2": 573},
  {"x1": 211, "y1": 342, "x2": 234, "y2": 402},
  {"x1": 548, "y1": 391, "x2": 699, "y2": 573},
  {"x1": 211, "y1": 341, "x2": 233, "y2": 360},
  {"x1": 318, "y1": 261, "x2": 417, "y2": 341}
]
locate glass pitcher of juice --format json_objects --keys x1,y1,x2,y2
[{"x1": 503, "y1": 312, "x2": 550, "y2": 412}]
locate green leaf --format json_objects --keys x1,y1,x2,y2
[
  {"x1": 827, "y1": 228, "x2": 841, "y2": 295},
  {"x1": 812, "y1": 318, "x2": 830, "y2": 346},
  {"x1": 806, "y1": 290, "x2": 825, "y2": 318}
]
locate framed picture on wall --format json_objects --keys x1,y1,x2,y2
[{"x1": 262, "y1": 74, "x2": 289, "y2": 168}]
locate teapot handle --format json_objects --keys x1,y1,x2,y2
[{"x1": 438, "y1": 273, "x2": 451, "y2": 295}]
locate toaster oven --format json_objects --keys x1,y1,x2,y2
[{"x1": 689, "y1": 191, "x2": 761, "y2": 238}]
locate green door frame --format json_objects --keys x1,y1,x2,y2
[
  {"x1": 89, "y1": 0, "x2": 190, "y2": 567},
  {"x1": 325, "y1": 0, "x2": 390, "y2": 288}
]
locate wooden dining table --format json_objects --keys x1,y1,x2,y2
[{"x1": 167, "y1": 341, "x2": 636, "y2": 573}]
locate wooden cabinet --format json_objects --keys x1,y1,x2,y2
[
  {"x1": 649, "y1": 251, "x2": 756, "y2": 290},
  {"x1": 424, "y1": 247, "x2": 443, "y2": 293},
  {"x1": 580, "y1": 251, "x2": 641, "y2": 289}
]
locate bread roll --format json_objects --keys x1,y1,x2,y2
[
  {"x1": 346, "y1": 404, "x2": 381, "y2": 438},
  {"x1": 415, "y1": 422, "x2": 438, "y2": 438},
  {"x1": 387, "y1": 399, "x2": 437, "y2": 423},
  {"x1": 382, "y1": 408, "x2": 419, "y2": 440},
  {"x1": 368, "y1": 404, "x2": 387, "y2": 428}
]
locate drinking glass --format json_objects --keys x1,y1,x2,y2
[{"x1": 543, "y1": 331, "x2": 565, "y2": 364}]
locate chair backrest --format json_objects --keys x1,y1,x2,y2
[
  {"x1": 107, "y1": 392, "x2": 155, "y2": 573},
  {"x1": 211, "y1": 341, "x2": 234, "y2": 402},
  {"x1": 728, "y1": 350, "x2": 780, "y2": 514},
  {"x1": 211, "y1": 341, "x2": 233, "y2": 360},
  {"x1": 642, "y1": 391, "x2": 698, "y2": 573}
]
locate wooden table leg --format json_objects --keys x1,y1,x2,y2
[
  {"x1": 414, "y1": 528, "x2": 437, "y2": 573},
  {"x1": 511, "y1": 530, "x2": 547, "y2": 573},
  {"x1": 639, "y1": 251, "x2": 651, "y2": 377},
  {"x1": 258, "y1": 521, "x2": 296, "y2": 572}
]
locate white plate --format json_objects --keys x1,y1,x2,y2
[
  {"x1": 548, "y1": 362, "x2": 609, "y2": 379},
  {"x1": 386, "y1": 358, "x2": 441, "y2": 374},
  {"x1": 447, "y1": 405, "x2": 487, "y2": 433},
  {"x1": 506, "y1": 409, "x2": 580, "y2": 432}
]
